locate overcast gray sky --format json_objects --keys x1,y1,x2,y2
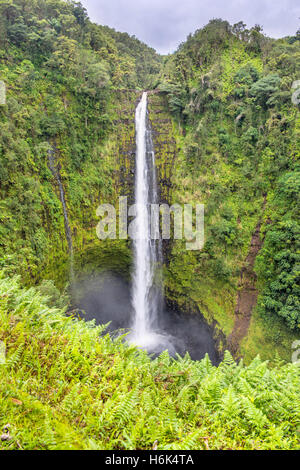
[{"x1": 80, "y1": 0, "x2": 300, "y2": 54}]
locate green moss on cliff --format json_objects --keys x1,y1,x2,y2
[
  {"x1": 154, "y1": 21, "x2": 300, "y2": 362},
  {"x1": 0, "y1": 5, "x2": 299, "y2": 366}
]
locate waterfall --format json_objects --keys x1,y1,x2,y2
[
  {"x1": 130, "y1": 92, "x2": 173, "y2": 353},
  {"x1": 48, "y1": 146, "x2": 74, "y2": 282}
]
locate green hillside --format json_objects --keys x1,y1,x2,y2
[
  {"x1": 0, "y1": 0, "x2": 299, "y2": 450},
  {"x1": 0, "y1": 274, "x2": 299, "y2": 450},
  {"x1": 155, "y1": 20, "x2": 300, "y2": 362}
]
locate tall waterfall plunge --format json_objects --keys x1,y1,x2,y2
[
  {"x1": 75, "y1": 92, "x2": 219, "y2": 363},
  {"x1": 129, "y1": 92, "x2": 174, "y2": 354}
]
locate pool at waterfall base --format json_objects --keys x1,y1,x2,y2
[{"x1": 72, "y1": 273, "x2": 220, "y2": 365}]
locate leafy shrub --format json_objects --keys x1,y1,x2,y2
[
  {"x1": 0, "y1": 274, "x2": 299, "y2": 450},
  {"x1": 256, "y1": 220, "x2": 300, "y2": 330},
  {"x1": 249, "y1": 74, "x2": 281, "y2": 107}
]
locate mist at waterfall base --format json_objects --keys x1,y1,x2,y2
[{"x1": 73, "y1": 273, "x2": 219, "y2": 364}]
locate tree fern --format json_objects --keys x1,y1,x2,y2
[{"x1": 0, "y1": 273, "x2": 299, "y2": 450}]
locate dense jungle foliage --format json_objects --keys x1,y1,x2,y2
[
  {"x1": 0, "y1": 0, "x2": 160, "y2": 281},
  {"x1": 0, "y1": 274, "x2": 299, "y2": 450},
  {"x1": 0, "y1": 0, "x2": 299, "y2": 450},
  {"x1": 156, "y1": 19, "x2": 300, "y2": 359}
]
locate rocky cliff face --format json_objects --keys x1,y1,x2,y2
[
  {"x1": 40, "y1": 90, "x2": 142, "y2": 287},
  {"x1": 148, "y1": 92, "x2": 178, "y2": 205},
  {"x1": 43, "y1": 91, "x2": 179, "y2": 287},
  {"x1": 1, "y1": 78, "x2": 296, "y2": 363}
]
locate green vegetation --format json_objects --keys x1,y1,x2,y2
[
  {"x1": 1, "y1": 2, "x2": 298, "y2": 358},
  {"x1": 0, "y1": 275, "x2": 299, "y2": 450},
  {"x1": 256, "y1": 171, "x2": 300, "y2": 330},
  {"x1": 156, "y1": 19, "x2": 300, "y2": 360},
  {"x1": 0, "y1": 1, "x2": 299, "y2": 450},
  {"x1": 0, "y1": 0, "x2": 153, "y2": 282}
]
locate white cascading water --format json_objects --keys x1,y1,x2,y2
[
  {"x1": 130, "y1": 92, "x2": 174, "y2": 353},
  {"x1": 131, "y1": 92, "x2": 152, "y2": 337}
]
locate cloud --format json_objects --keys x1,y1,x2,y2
[{"x1": 81, "y1": 0, "x2": 300, "y2": 54}]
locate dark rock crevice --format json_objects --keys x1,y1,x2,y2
[{"x1": 227, "y1": 201, "x2": 266, "y2": 357}]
